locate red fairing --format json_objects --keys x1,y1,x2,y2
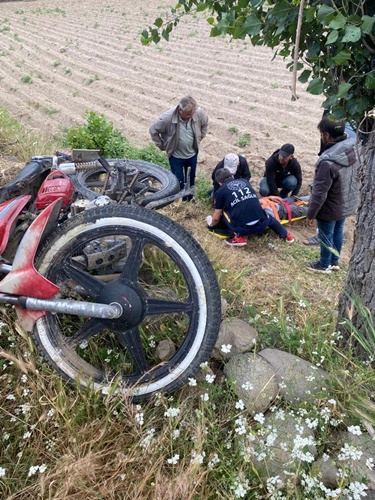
[
  {"x1": 36, "y1": 170, "x2": 75, "y2": 209},
  {"x1": 0, "y1": 195, "x2": 31, "y2": 254},
  {"x1": 0, "y1": 200, "x2": 60, "y2": 298}
]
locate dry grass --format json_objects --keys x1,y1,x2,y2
[{"x1": 161, "y1": 197, "x2": 345, "y2": 319}]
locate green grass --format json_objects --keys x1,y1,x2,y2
[
  {"x1": 21, "y1": 75, "x2": 33, "y2": 84},
  {"x1": 85, "y1": 74, "x2": 99, "y2": 85},
  {"x1": 237, "y1": 132, "x2": 251, "y2": 147}
]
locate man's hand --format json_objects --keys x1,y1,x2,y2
[
  {"x1": 306, "y1": 218, "x2": 315, "y2": 227},
  {"x1": 268, "y1": 195, "x2": 283, "y2": 203}
]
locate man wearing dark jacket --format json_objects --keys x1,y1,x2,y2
[
  {"x1": 259, "y1": 143, "x2": 302, "y2": 198},
  {"x1": 211, "y1": 153, "x2": 251, "y2": 194},
  {"x1": 306, "y1": 118, "x2": 360, "y2": 273},
  {"x1": 207, "y1": 169, "x2": 294, "y2": 246}
]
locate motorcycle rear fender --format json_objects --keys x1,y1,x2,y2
[
  {"x1": 0, "y1": 195, "x2": 31, "y2": 254},
  {"x1": 0, "y1": 198, "x2": 62, "y2": 331}
]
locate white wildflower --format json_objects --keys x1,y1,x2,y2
[
  {"x1": 200, "y1": 392, "x2": 209, "y2": 402},
  {"x1": 191, "y1": 451, "x2": 205, "y2": 464},
  {"x1": 235, "y1": 399, "x2": 245, "y2": 411},
  {"x1": 135, "y1": 412, "x2": 144, "y2": 426},
  {"x1": 348, "y1": 425, "x2": 362, "y2": 436},
  {"x1": 0, "y1": 467, "x2": 5, "y2": 478},
  {"x1": 188, "y1": 377, "x2": 197, "y2": 386},
  {"x1": 208, "y1": 453, "x2": 220, "y2": 469},
  {"x1": 254, "y1": 413, "x2": 265, "y2": 425},
  {"x1": 345, "y1": 481, "x2": 368, "y2": 499},
  {"x1": 164, "y1": 407, "x2": 180, "y2": 418},
  {"x1": 220, "y1": 344, "x2": 232, "y2": 354},
  {"x1": 166, "y1": 454, "x2": 180, "y2": 465},
  {"x1": 241, "y1": 381, "x2": 253, "y2": 391},
  {"x1": 205, "y1": 374, "x2": 215, "y2": 384}
]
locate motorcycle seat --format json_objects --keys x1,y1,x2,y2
[{"x1": 0, "y1": 158, "x2": 53, "y2": 203}]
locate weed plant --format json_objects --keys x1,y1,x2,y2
[{"x1": 237, "y1": 132, "x2": 251, "y2": 147}]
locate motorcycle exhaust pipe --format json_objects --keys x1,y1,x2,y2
[{"x1": 0, "y1": 294, "x2": 123, "y2": 320}]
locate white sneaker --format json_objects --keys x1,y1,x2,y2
[{"x1": 206, "y1": 215, "x2": 213, "y2": 226}]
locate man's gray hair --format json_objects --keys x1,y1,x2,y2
[{"x1": 179, "y1": 96, "x2": 197, "y2": 112}]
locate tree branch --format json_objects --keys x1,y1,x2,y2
[{"x1": 291, "y1": 0, "x2": 305, "y2": 101}]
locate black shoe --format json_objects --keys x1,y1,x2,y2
[{"x1": 306, "y1": 261, "x2": 331, "y2": 274}]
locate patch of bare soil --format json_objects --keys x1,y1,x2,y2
[{"x1": 0, "y1": 0, "x2": 354, "y2": 264}]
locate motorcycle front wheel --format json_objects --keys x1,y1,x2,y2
[{"x1": 33, "y1": 205, "x2": 221, "y2": 399}]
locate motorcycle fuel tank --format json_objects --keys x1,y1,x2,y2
[{"x1": 35, "y1": 170, "x2": 75, "y2": 209}]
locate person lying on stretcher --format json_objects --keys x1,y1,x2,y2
[{"x1": 259, "y1": 195, "x2": 310, "y2": 224}]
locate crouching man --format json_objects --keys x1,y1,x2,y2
[{"x1": 207, "y1": 169, "x2": 294, "y2": 246}]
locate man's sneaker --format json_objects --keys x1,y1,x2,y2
[
  {"x1": 285, "y1": 232, "x2": 294, "y2": 243},
  {"x1": 328, "y1": 264, "x2": 340, "y2": 271},
  {"x1": 225, "y1": 235, "x2": 247, "y2": 247},
  {"x1": 306, "y1": 261, "x2": 332, "y2": 273}
]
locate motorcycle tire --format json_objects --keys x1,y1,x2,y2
[
  {"x1": 73, "y1": 159, "x2": 180, "y2": 208},
  {"x1": 33, "y1": 205, "x2": 221, "y2": 399}
]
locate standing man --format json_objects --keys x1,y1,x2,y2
[
  {"x1": 306, "y1": 117, "x2": 360, "y2": 273},
  {"x1": 259, "y1": 143, "x2": 302, "y2": 198},
  {"x1": 207, "y1": 169, "x2": 294, "y2": 246},
  {"x1": 149, "y1": 96, "x2": 208, "y2": 200}
]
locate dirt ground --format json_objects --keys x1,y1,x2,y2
[{"x1": 0, "y1": 0, "x2": 355, "y2": 262}]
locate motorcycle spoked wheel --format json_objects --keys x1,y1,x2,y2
[
  {"x1": 73, "y1": 159, "x2": 180, "y2": 207},
  {"x1": 33, "y1": 205, "x2": 221, "y2": 399}
]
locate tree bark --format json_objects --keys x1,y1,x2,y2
[{"x1": 338, "y1": 126, "x2": 375, "y2": 336}]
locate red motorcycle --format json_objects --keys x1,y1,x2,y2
[{"x1": 0, "y1": 151, "x2": 221, "y2": 399}]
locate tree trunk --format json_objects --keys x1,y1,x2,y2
[{"x1": 338, "y1": 126, "x2": 375, "y2": 337}]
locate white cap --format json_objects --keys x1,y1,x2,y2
[{"x1": 223, "y1": 153, "x2": 240, "y2": 174}]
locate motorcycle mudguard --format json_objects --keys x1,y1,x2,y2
[
  {"x1": 0, "y1": 195, "x2": 31, "y2": 254},
  {"x1": 0, "y1": 199, "x2": 62, "y2": 331}
]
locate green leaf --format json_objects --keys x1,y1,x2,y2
[
  {"x1": 196, "y1": 2, "x2": 208, "y2": 12},
  {"x1": 270, "y1": 0, "x2": 293, "y2": 22},
  {"x1": 328, "y1": 13, "x2": 346, "y2": 30},
  {"x1": 337, "y1": 82, "x2": 353, "y2": 98},
  {"x1": 365, "y1": 71, "x2": 375, "y2": 90},
  {"x1": 307, "y1": 78, "x2": 324, "y2": 95},
  {"x1": 162, "y1": 29, "x2": 170, "y2": 41},
  {"x1": 243, "y1": 15, "x2": 262, "y2": 36},
  {"x1": 325, "y1": 30, "x2": 339, "y2": 45},
  {"x1": 207, "y1": 17, "x2": 215, "y2": 25},
  {"x1": 298, "y1": 69, "x2": 311, "y2": 83},
  {"x1": 154, "y1": 17, "x2": 163, "y2": 28},
  {"x1": 361, "y1": 15, "x2": 375, "y2": 35},
  {"x1": 305, "y1": 6, "x2": 315, "y2": 23},
  {"x1": 332, "y1": 49, "x2": 351, "y2": 65},
  {"x1": 317, "y1": 4, "x2": 335, "y2": 25},
  {"x1": 342, "y1": 25, "x2": 361, "y2": 43},
  {"x1": 279, "y1": 48, "x2": 291, "y2": 57}
]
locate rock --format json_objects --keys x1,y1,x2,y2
[
  {"x1": 212, "y1": 318, "x2": 258, "y2": 361},
  {"x1": 312, "y1": 457, "x2": 339, "y2": 488},
  {"x1": 253, "y1": 411, "x2": 317, "y2": 480},
  {"x1": 333, "y1": 430, "x2": 375, "y2": 490},
  {"x1": 154, "y1": 339, "x2": 176, "y2": 361},
  {"x1": 224, "y1": 353, "x2": 278, "y2": 414},
  {"x1": 258, "y1": 348, "x2": 330, "y2": 402}
]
